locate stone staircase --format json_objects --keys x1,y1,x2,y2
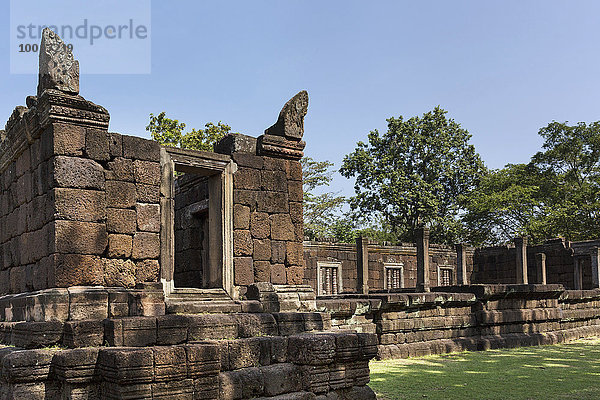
[{"x1": 165, "y1": 288, "x2": 248, "y2": 314}]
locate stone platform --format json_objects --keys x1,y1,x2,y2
[{"x1": 0, "y1": 284, "x2": 377, "y2": 399}]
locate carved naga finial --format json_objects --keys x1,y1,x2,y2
[
  {"x1": 264, "y1": 90, "x2": 308, "y2": 140},
  {"x1": 37, "y1": 28, "x2": 80, "y2": 97}
]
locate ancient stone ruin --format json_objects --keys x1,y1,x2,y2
[
  {"x1": 1, "y1": 28, "x2": 600, "y2": 399},
  {"x1": 0, "y1": 29, "x2": 376, "y2": 399}
]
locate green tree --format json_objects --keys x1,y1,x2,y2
[
  {"x1": 461, "y1": 163, "x2": 551, "y2": 245},
  {"x1": 462, "y1": 120, "x2": 600, "y2": 245},
  {"x1": 531, "y1": 121, "x2": 600, "y2": 240},
  {"x1": 301, "y1": 157, "x2": 347, "y2": 240},
  {"x1": 340, "y1": 107, "x2": 486, "y2": 244},
  {"x1": 146, "y1": 112, "x2": 233, "y2": 151}
]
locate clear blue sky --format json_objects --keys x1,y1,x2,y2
[{"x1": 2, "y1": 1, "x2": 600, "y2": 197}]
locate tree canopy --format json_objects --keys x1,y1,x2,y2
[
  {"x1": 461, "y1": 163, "x2": 550, "y2": 245},
  {"x1": 462, "y1": 120, "x2": 600, "y2": 245},
  {"x1": 146, "y1": 112, "x2": 233, "y2": 151},
  {"x1": 340, "y1": 106, "x2": 486, "y2": 244}
]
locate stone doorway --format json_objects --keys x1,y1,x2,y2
[
  {"x1": 160, "y1": 147, "x2": 236, "y2": 298},
  {"x1": 173, "y1": 173, "x2": 209, "y2": 289}
]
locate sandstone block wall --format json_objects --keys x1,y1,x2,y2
[
  {"x1": 217, "y1": 135, "x2": 304, "y2": 288},
  {"x1": 0, "y1": 286, "x2": 378, "y2": 400},
  {"x1": 50, "y1": 130, "x2": 162, "y2": 289},
  {"x1": 0, "y1": 90, "x2": 163, "y2": 295},
  {"x1": 533, "y1": 239, "x2": 592, "y2": 289},
  {"x1": 0, "y1": 331, "x2": 377, "y2": 400},
  {"x1": 0, "y1": 109, "x2": 55, "y2": 294},
  {"x1": 471, "y1": 245, "x2": 518, "y2": 284}
]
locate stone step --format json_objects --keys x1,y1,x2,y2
[
  {"x1": 166, "y1": 300, "x2": 243, "y2": 314},
  {"x1": 168, "y1": 288, "x2": 231, "y2": 301}
]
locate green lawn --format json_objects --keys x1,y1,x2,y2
[{"x1": 369, "y1": 337, "x2": 600, "y2": 400}]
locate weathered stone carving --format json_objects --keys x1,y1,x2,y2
[
  {"x1": 26, "y1": 95, "x2": 38, "y2": 109},
  {"x1": 37, "y1": 28, "x2": 80, "y2": 97},
  {"x1": 265, "y1": 90, "x2": 308, "y2": 140},
  {"x1": 258, "y1": 91, "x2": 308, "y2": 160}
]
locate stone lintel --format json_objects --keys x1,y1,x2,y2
[{"x1": 214, "y1": 133, "x2": 257, "y2": 155}]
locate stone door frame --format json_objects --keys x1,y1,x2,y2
[{"x1": 160, "y1": 147, "x2": 236, "y2": 298}]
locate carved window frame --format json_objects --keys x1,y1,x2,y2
[
  {"x1": 160, "y1": 147, "x2": 236, "y2": 298},
  {"x1": 437, "y1": 265, "x2": 454, "y2": 287},
  {"x1": 317, "y1": 261, "x2": 343, "y2": 296},
  {"x1": 383, "y1": 263, "x2": 404, "y2": 290}
]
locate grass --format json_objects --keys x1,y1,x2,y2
[{"x1": 369, "y1": 337, "x2": 600, "y2": 400}]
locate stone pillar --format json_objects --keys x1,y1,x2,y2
[
  {"x1": 535, "y1": 253, "x2": 546, "y2": 285},
  {"x1": 356, "y1": 236, "x2": 369, "y2": 294},
  {"x1": 514, "y1": 237, "x2": 528, "y2": 284},
  {"x1": 416, "y1": 226, "x2": 430, "y2": 292},
  {"x1": 455, "y1": 243, "x2": 468, "y2": 285},
  {"x1": 574, "y1": 258, "x2": 584, "y2": 290},
  {"x1": 591, "y1": 247, "x2": 600, "y2": 289}
]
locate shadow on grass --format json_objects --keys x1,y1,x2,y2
[{"x1": 369, "y1": 337, "x2": 600, "y2": 400}]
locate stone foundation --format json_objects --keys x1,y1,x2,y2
[
  {"x1": 0, "y1": 285, "x2": 377, "y2": 399},
  {"x1": 317, "y1": 285, "x2": 600, "y2": 360},
  {"x1": 0, "y1": 309, "x2": 376, "y2": 400}
]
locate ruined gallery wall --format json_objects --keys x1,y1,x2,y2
[
  {"x1": 528, "y1": 239, "x2": 580, "y2": 289},
  {"x1": 303, "y1": 241, "x2": 475, "y2": 294},
  {"x1": 471, "y1": 245, "x2": 518, "y2": 284},
  {"x1": 216, "y1": 90, "x2": 308, "y2": 290},
  {"x1": 471, "y1": 239, "x2": 593, "y2": 289},
  {"x1": 368, "y1": 244, "x2": 470, "y2": 290},
  {"x1": 303, "y1": 242, "x2": 358, "y2": 294}
]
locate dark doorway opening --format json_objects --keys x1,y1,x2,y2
[{"x1": 174, "y1": 173, "x2": 209, "y2": 289}]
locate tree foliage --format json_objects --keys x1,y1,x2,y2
[
  {"x1": 301, "y1": 157, "x2": 347, "y2": 240},
  {"x1": 340, "y1": 107, "x2": 486, "y2": 244},
  {"x1": 146, "y1": 112, "x2": 233, "y2": 151},
  {"x1": 462, "y1": 121, "x2": 600, "y2": 245},
  {"x1": 533, "y1": 121, "x2": 600, "y2": 240},
  {"x1": 461, "y1": 163, "x2": 550, "y2": 245}
]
